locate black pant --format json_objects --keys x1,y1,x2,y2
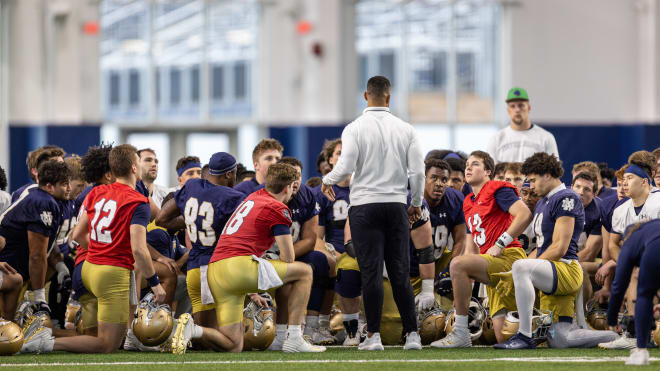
[{"x1": 349, "y1": 202, "x2": 417, "y2": 335}]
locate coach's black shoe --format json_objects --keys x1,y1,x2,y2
[{"x1": 493, "y1": 332, "x2": 536, "y2": 350}]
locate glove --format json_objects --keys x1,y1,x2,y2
[
  {"x1": 491, "y1": 271, "x2": 515, "y2": 297},
  {"x1": 414, "y1": 279, "x2": 435, "y2": 312},
  {"x1": 56, "y1": 261, "x2": 70, "y2": 286},
  {"x1": 435, "y1": 266, "x2": 453, "y2": 298}
]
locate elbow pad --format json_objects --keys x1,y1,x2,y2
[{"x1": 415, "y1": 245, "x2": 435, "y2": 264}]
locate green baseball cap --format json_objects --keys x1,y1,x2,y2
[{"x1": 506, "y1": 87, "x2": 529, "y2": 102}]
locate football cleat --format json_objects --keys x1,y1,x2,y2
[
  {"x1": 343, "y1": 334, "x2": 360, "y2": 346},
  {"x1": 430, "y1": 328, "x2": 472, "y2": 348},
  {"x1": 599, "y1": 334, "x2": 636, "y2": 350},
  {"x1": 19, "y1": 316, "x2": 53, "y2": 354},
  {"x1": 133, "y1": 293, "x2": 174, "y2": 347},
  {"x1": 171, "y1": 313, "x2": 194, "y2": 355},
  {"x1": 0, "y1": 320, "x2": 24, "y2": 355},
  {"x1": 242, "y1": 296, "x2": 276, "y2": 351},
  {"x1": 282, "y1": 335, "x2": 326, "y2": 353},
  {"x1": 311, "y1": 326, "x2": 336, "y2": 345},
  {"x1": 493, "y1": 332, "x2": 536, "y2": 349}
]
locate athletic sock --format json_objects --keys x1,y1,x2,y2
[
  {"x1": 319, "y1": 314, "x2": 330, "y2": 328},
  {"x1": 455, "y1": 314, "x2": 468, "y2": 333},
  {"x1": 343, "y1": 312, "x2": 359, "y2": 337},
  {"x1": 275, "y1": 324, "x2": 287, "y2": 341},
  {"x1": 287, "y1": 325, "x2": 302, "y2": 339},
  {"x1": 192, "y1": 325, "x2": 204, "y2": 339}
]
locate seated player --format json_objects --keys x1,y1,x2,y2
[
  {"x1": 168, "y1": 163, "x2": 325, "y2": 353},
  {"x1": 0, "y1": 262, "x2": 22, "y2": 319},
  {"x1": 22, "y1": 144, "x2": 167, "y2": 354},
  {"x1": 572, "y1": 172, "x2": 603, "y2": 262},
  {"x1": 503, "y1": 162, "x2": 524, "y2": 192},
  {"x1": 0, "y1": 160, "x2": 70, "y2": 322},
  {"x1": 156, "y1": 152, "x2": 245, "y2": 346},
  {"x1": 432, "y1": 151, "x2": 532, "y2": 348},
  {"x1": 235, "y1": 139, "x2": 283, "y2": 196},
  {"x1": 518, "y1": 179, "x2": 541, "y2": 254}
]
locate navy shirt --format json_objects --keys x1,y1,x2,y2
[
  {"x1": 583, "y1": 197, "x2": 603, "y2": 236},
  {"x1": 10, "y1": 183, "x2": 37, "y2": 203},
  {"x1": 147, "y1": 228, "x2": 187, "y2": 262},
  {"x1": 0, "y1": 188, "x2": 62, "y2": 281},
  {"x1": 56, "y1": 199, "x2": 77, "y2": 256},
  {"x1": 602, "y1": 197, "x2": 629, "y2": 233},
  {"x1": 287, "y1": 184, "x2": 319, "y2": 243},
  {"x1": 136, "y1": 180, "x2": 150, "y2": 198},
  {"x1": 316, "y1": 184, "x2": 350, "y2": 253},
  {"x1": 531, "y1": 185, "x2": 585, "y2": 260},
  {"x1": 175, "y1": 178, "x2": 244, "y2": 270},
  {"x1": 234, "y1": 178, "x2": 265, "y2": 196}
]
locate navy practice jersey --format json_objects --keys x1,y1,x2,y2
[
  {"x1": 175, "y1": 178, "x2": 244, "y2": 270},
  {"x1": 11, "y1": 183, "x2": 37, "y2": 203},
  {"x1": 316, "y1": 184, "x2": 350, "y2": 253},
  {"x1": 602, "y1": 197, "x2": 628, "y2": 233},
  {"x1": 147, "y1": 228, "x2": 188, "y2": 263},
  {"x1": 0, "y1": 188, "x2": 62, "y2": 281},
  {"x1": 461, "y1": 183, "x2": 473, "y2": 198},
  {"x1": 583, "y1": 197, "x2": 603, "y2": 236},
  {"x1": 531, "y1": 185, "x2": 585, "y2": 260},
  {"x1": 598, "y1": 187, "x2": 618, "y2": 214},
  {"x1": 287, "y1": 184, "x2": 319, "y2": 243},
  {"x1": 136, "y1": 180, "x2": 151, "y2": 198},
  {"x1": 428, "y1": 187, "x2": 465, "y2": 258},
  {"x1": 234, "y1": 178, "x2": 265, "y2": 196},
  {"x1": 55, "y1": 199, "x2": 77, "y2": 256},
  {"x1": 74, "y1": 184, "x2": 97, "y2": 217}
]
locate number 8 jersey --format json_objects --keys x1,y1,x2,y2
[
  {"x1": 463, "y1": 180, "x2": 522, "y2": 254},
  {"x1": 83, "y1": 182, "x2": 149, "y2": 269},
  {"x1": 211, "y1": 188, "x2": 293, "y2": 262}
]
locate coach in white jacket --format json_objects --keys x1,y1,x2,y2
[
  {"x1": 322, "y1": 76, "x2": 425, "y2": 351},
  {"x1": 487, "y1": 87, "x2": 559, "y2": 163}
]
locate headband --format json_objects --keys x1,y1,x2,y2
[
  {"x1": 177, "y1": 162, "x2": 202, "y2": 177},
  {"x1": 624, "y1": 164, "x2": 651, "y2": 183}
]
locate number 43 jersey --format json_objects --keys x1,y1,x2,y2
[
  {"x1": 174, "y1": 178, "x2": 245, "y2": 270},
  {"x1": 83, "y1": 182, "x2": 149, "y2": 270},
  {"x1": 463, "y1": 180, "x2": 522, "y2": 254}
]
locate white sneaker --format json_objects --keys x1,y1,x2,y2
[
  {"x1": 171, "y1": 313, "x2": 194, "y2": 355},
  {"x1": 267, "y1": 335, "x2": 285, "y2": 351},
  {"x1": 403, "y1": 331, "x2": 422, "y2": 350},
  {"x1": 311, "y1": 327, "x2": 336, "y2": 345},
  {"x1": 124, "y1": 329, "x2": 160, "y2": 352},
  {"x1": 20, "y1": 317, "x2": 54, "y2": 354},
  {"x1": 626, "y1": 348, "x2": 649, "y2": 365},
  {"x1": 358, "y1": 333, "x2": 384, "y2": 351},
  {"x1": 343, "y1": 334, "x2": 360, "y2": 346},
  {"x1": 430, "y1": 329, "x2": 472, "y2": 348},
  {"x1": 282, "y1": 335, "x2": 327, "y2": 353},
  {"x1": 599, "y1": 334, "x2": 636, "y2": 350}
]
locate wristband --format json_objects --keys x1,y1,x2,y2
[
  {"x1": 421, "y1": 279, "x2": 434, "y2": 295},
  {"x1": 496, "y1": 232, "x2": 513, "y2": 249},
  {"x1": 146, "y1": 274, "x2": 160, "y2": 287},
  {"x1": 33, "y1": 288, "x2": 46, "y2": 303}
]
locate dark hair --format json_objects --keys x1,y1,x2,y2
[
  {"x1": 110, "y1": 144, "x2": 138, "y2": 178},
  {"x1": 237, "y1": 170, "x2": 255, "y2": 184},
  {"x1": 176, "y1": 156, "x2": 201, "y2": 172},
  {"x1": 265, "y1": 163, "x2": 298, "y2": 194},
  {"x1": 521, "y1": 152, "x2": 564, "y2": 178},
  {"x1": 137, "y1": 148, "x2": 156, "y2": 158},
  {"x1": 572, "y1": 172, "x2": 597, "y2": 193},
  {"x1": 38, "y1": 160, "x2": 71, "y2": 187},
  {"x1": 366, "y1": 76, "x2": 391, "y2": 99},
  {"x1": 252, "y1": 139, "x2": 283, "y2": 163},
  {"x1": 81, "y1": 144, "x2": 113, "y2": 183},
  {"x1": 316, "y1": 151, "x2": 326, "y2": 174},
  {"x1": 162, "y1": 191, "x2": 176, "y2": 208},
  {"x1": 279, "y1": 156, "x2": 303, "y2": 171},
  {"x1": 446, "y1": 158, "x2": 466, "y2": 173},
  {"x1": 425, "y1": 158, "x2": 451, "y2": 175},
  {"x1": 600, "y1": 167, "x2": 615, "y2": 184},
  {"x1": 306, "y1": 177, "x2": 322, "y2": 188},
  {"x1": 468, "y1": 151, "x2": 495, "y2": 178},
  {"x1": 323, "y1": 139, "x2": 342, "y2": 169},
  {"x1": 628, "y1": 150, "x2": 655, "y2": 179},
  {"x1": 494, "y1": 162, "x2": 508, "y2": 176},
  {"x1": 201, "y1": 164, "x2": 210, "y2": 179},
  {"x1": 0, "y1": 165, "x2": 7, "y2": 191},
  {"x1": 26, "y1": 145, "x2": 66, "y2": 181}
]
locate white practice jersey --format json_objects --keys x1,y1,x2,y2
[
  {"x1": 611, "y1": 190, "x2": 660, "y2": 235},
  {"x1": 487, "y1": 124, "x2": 559, "y2": 163}
]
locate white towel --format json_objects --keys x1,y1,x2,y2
[
  {"x1": 252, "y1": 255, "x2": 283, "y2": 290},
  {"x1": 200, "y1": 264, "x2": 215, "y2": 305},
  {"x1": 129, "y1": 271, "x2": 138, "y2": 305}
]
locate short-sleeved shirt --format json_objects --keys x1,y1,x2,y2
[
  {"x1": 174, "y1": 178, "x2": 245, "y2": 269},
  {"x1": 147, "y1": 227, "x2": 187, "y2": 262},
  {"x1": 56, "y1": 199, "x2": 78, "y2": 256},
  {"x1": 10, "y1": 183, "x2": 37, "y2": 203},
  {"x1": 611, "y1": 190, "x2": 660, "y2": 235},
  {"x1": 426, "y1": 187, "x2": 465, "y2": 259},
  {"x1": 0, "y1": 187, "x2": 62, "y2": 281},
  {"x1": 583, "y1": 197, "x2": 603, "y2": 237},
  {"x1": 287, "y1": 185, "x2": 319, "y2": 243},
  {"x1": 316, "y1": 184, "x2": 350, "y2": 253},
  {"x1": 211, "y1": 188, "x2": 292, "y2": 262},
  {"x1": 83, "y1": 182, "x2": 149, "y2": 270},
  {"x1": 532, "y1": 184, "x2": 585, "y2": 260},
  {"x1": 602, "y1": 197, "x2": 628, "y2": 233},
  {"x1": 136, "y1": 180, "x2": 151, "y2": 198},
  {"x1": 234, "y1": 178, "x2": 265, "y2": 196}
]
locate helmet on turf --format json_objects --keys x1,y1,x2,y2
[
  {"x1": 242, "y1": 294, "x2": 275, "y2": 351},
  {"x1": 444, "y1": 298, "x2": 486, "y2": 341},
  {"x1": 329, "y1": 307, "x2": 344, "y2": 334},
  {"x1": 14, "y1": 301, "x2": 52, "y2": 330},
  {"x1": 653, "y1": 321, "x2": 660, "y2": 347},
  {"x1": 75, "y1": 307, "x2": 84, "y2": 335},
  {"x1": 586, "y1": 299, "x2": 608, "y2": 330},
  {"x1": 0, "y1": 320, "x2": 24, "y2": 355},
  {"x1": 132, "y1": 293, "x2": 174, "y2": 346},
  {"x1": 479, "y1": 312, "x2": 497, "y2": 345},
  {"x1": 64, "y1": 299, "x2": 81, "y2": 330},
  {"x1": 502, "y1": 309, "x2": 553, "y2": 343},
  {"x1": 418, "y1": 307, "x2": 447, "y2": 344}
]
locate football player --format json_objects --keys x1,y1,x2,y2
[
  {"x1": 432, "y1": 150, "x2": 532, "y2": 348},
  {"x1": 25, "y1": 144, "x2": 167, "y2": 354},
  {"x1": 0, "y1": 165, "x2": 10, "y2": 214},
  {"x1": 652, "y1": 147, "x2": 660, "y2": 187},
  {"x1": 572, "y1": 172, "x2": 603, "y2": 262},
  {"x1": 137, "y1": 148, "x2": 170, "y2": 209},
  {"x1": 494, "y1": 162, "x2": 508, "y2": 182},
  {"x1": 168, "y1": 163, "x2": 325, "y2": 353},
  {"x1": 65, "y1": 155, "x2": 87, "y2": 201},
  {"x1": 268, "y1": 157, "x2": 335, "y2": 347},
  {"x1": 503, "y1": 162, "x2": 524, "y2": 192},
  {"x1": 156, "y1": 152, "x2": 245, "y2": 343},
  {"x1": 493, "y1": 152, "x2": 585, "y2": 349},
  {"x1": 234, "y1": 139, "x2": 283, "y2": 196},
  {"x1": 518, "y1": 179, "x2": 541, "y2": 254},
  {"x1": 0, "y1": 160, "x2": 70, "y2": 321},
  {"x1": 446, "y1": 157, "x2": 467, "y2": 195},
  {"x1": 175, "y1": 156, "x2": 202, "y2": 187},
  {"x1": 11, "y1": 145, "x2": 66, "y2": 202},
  {"x1": 316, "y1": 139, "x2": 361, "y2": 346}
]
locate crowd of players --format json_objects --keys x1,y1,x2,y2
[{"x1": 0, "y1": 105, "x2": 659, "y2": 365}]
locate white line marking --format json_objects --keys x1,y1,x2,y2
[{"x1": 1, "y1": 357, "x2": 656, "y2": 367}]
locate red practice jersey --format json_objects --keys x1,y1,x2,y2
[
  {"x1": 83, "y1": 182, "x2": 149, "y2": 269},
  {"x1": 211, "y1": 188, "x2": 292, "y2": 263},
  {"x1": 463, "y1": 180, "x2": 522, "y2": 254}
]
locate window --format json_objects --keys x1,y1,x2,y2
[
  {"x1": 191, "y1": 66, "x2": 200, "y2": 103},
  {"x1": 109, "y1": 72, "x2": 120, "y2": 106},
  {"x1": 129, "y1": 69, "x2": 140, "y2": 105},
  {"x1": 234, "y1": 62, "x2": 246, "y2": 100},
  {"x1": 378, "y1": 52, "x2": 395, "y2": 87},
  {"x1": 170, "y1": 68, "x2": 181, "y2": 105},
  {"x1": 212, "y1": 65, "x2": 224, "y2": 100}
]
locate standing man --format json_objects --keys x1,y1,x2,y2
[
  {"x1": 321, "y1": 76, "x2": 425, "y2": 351},
  {"x1": 487, "y1": 87, "x2": 559, "y2": 163},
  {"x1": 137, "y1": 148, "x2": 171, "y2": 207}
]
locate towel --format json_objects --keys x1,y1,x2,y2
[
  {"x1": 200, "y1": 264, "x2": 215, "y2": 305},
  {"x1": 252, "y1": 255, "x2": 283, "y2": 290}
]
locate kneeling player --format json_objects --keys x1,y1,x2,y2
[
  {"x1": 432, "y1": 151, "x2": 532, "y2": 348},
  {"x1": 169, "y1": 163, "x2": 325, "y2": 353}
]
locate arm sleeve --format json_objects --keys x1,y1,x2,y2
[
  {"x1": 407, "y1": 129, "x2": 425, "y2": 208},
  {"x1": 494, "y1": 187, "x2": 520, "y2": 212},
  {"x1": 322, "y1": 124, "x2": 359, "y2": 185},
  {"x1": 272, "y1": 224, "x2": 291, "y2": 236},
  {"x1": 607, "y1": 237, "x2": 638, "y2": 325},
  {"x1": 130, "y1": 202, "x2": 150, "y2": 227}
]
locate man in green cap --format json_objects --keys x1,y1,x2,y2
[{"x1": 487, "y1": 87, "x2": 559, "y2": 163}]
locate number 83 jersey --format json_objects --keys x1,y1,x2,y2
[{"x1": 175, "y1": 178, "x2": 245, "y2": 270}]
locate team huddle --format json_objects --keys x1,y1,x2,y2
[{"x1": 0, "y1": 111, "x2": 660, "y2": 364}]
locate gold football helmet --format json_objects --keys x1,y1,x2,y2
[
  {"x1": 586, "y1": 299, "x2": 608, "y2": 330},
  {"x1": 653, "y1": 321, "x2": 660, "y2": 347},
  {"x1": 64, "y1": 300, "x2": 81, "y2": 330},
  {"x1": 479, "y1": 312, "x2": 497, "y2": 345},
  {"x1": 242, "y1": 295, "x2": 276, "y2": 351},
  {"x1": 329, "y1": 307, "x2": 344, "y2": 334},
  {"x1": 0, "y1": 320, "x2": 24, "y2": 355},
  {"x1": 418, "y1": 307, "x2": 447, "y2": 344},
  {"x1": 444, "y1": 298, "x2": 486, "y2": 341},
  {"x1": 502, "y1": 309, "x2": 553, "y2": 343},
  {"x1": 132, "y1": 293, "x2": 174, "y2": 346},
  {"x1": 14, "y1": 301, "x2": 52, "y2": 330}
]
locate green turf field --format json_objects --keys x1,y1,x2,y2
[{"x1": 0, "y1": 347, "x2": 657, "y2": 370}]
